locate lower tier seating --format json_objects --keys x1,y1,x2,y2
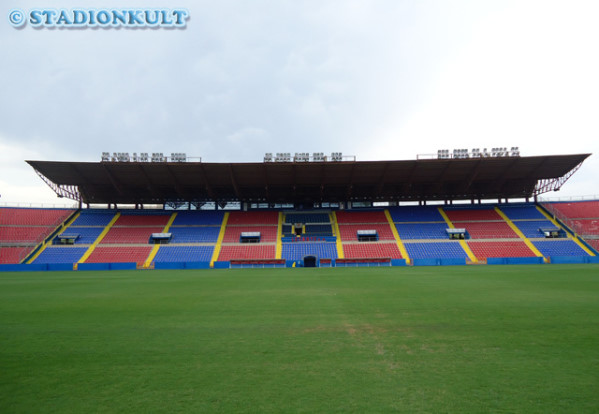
[
  {"x1": 467, "y1": 241, "x2": 535, "y2": 258},
  {"x1": 342, "y1": 242, "x2": 402, "y2": 259},
  {"x1": 33, "y1": 247, "x2": 88, "y2": 264},
  {"x1": 404, "y1": 242, "x2": 468, "y2": 259},
  {"x1": 0, "y1": 247, "x2": 31, "y2": 264},
  {"x1": 85, "y1": 246, "x2": 153, "y2": 266},
  {"x1": 532, "y1": 240, "x2": 590, "y2": 257},
  {"x1": 281, "y1": 243, "x2": 338, "y2": 260},
  {"x1": 217, "y1": 244, "x2": 276, "y2": 261},
  {"x1": 153, "y1": 246, "x2": 214, "y2": 263}
]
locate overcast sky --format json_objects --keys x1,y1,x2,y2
[{"x1": 1, "y1": 0, "x2": 598, "y2": 205}]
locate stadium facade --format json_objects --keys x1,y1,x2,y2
[{"x1": 1, "y1": 152, "x2": 597, "y2": 269}]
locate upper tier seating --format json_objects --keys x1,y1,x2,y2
[
  {"x1": 342, "y1": 242, "x2": 402, "y2": 259},
  {"x1": 396, "y1": 222, "x2": 449, "y2": 239},
  {"x1": 285, "y1": 213, "x2": 330, "y2": 224},
  {"x1": 113, "y1": 214, "x2": 171, "y2": 227},
  {"x1": 568, "y1": 219, "x2": 599, "y2": 236},
  {"x1": 222, "y1": 226, "x2": 278, "y2": 243},
  {"x1": 281, "y1": 242, "x2": 338, "y2": 260},
  {"x1": 0, "y1": 226, "x2": 58, "y2": 243},
  {"x1": 337, "y1": 223, "x2": 395, "y2": 241},
  {"x1": 443, "y1": 207, "x2": 501, "y2": 222},
  {"x1": 452, "y1": 221, "x2": 518, "y2": 239},
  {"x1": 168, "y1": 227, "x2": 221, "y2": 243},
  {"x1": 512, "y1": 220, "x2": 556, "y2": 238},
  {"x1": 227, "y1": 211, "x2": 278, "y2": 225},
  {"x1": 546, "y1": 201, "x2": 599, "y2": 219},
  {"x1": 71, "y1": 210, "x2": 116, "y2": 226},
  {"x1": 304, "y1": 224, "x2": 333, "y2": 236},
  {"x1": 0, "y1": 208, "x2": 74, "y2": 226},
  {"x1": 335, "y1": 210, "x2": 388, "y2": 224},
  {"x1": 467, "y1": 241, "x2": 535, "y2": 258},
  {"x1": 388, "y1": 206, "x2": 444, "y2": 222},
  {"x1": 100, "y1": 227, "x2": 165, "y2": 244},
  {"x1": 404, "y1": 242, "x2": 468, "y2": 259},
  {"x1": 54, "y1": 227, "x2": 105, "y2": 245},
  {"x1": 171, "y1": 211, "x2": 225, "y2": 226},
  {"x1": 499, "y1": 205, "x2": 545, "y2": 220}
]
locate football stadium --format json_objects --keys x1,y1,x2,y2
[{"x1": 1, "y1": 150, "x2": 598, "y2": 412}]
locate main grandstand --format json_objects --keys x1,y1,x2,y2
[{"x1": 1, "y1": 150, "x2": 598, "y2": 269}]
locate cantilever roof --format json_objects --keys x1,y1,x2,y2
[{"x1": 27, "y1": 153, "x2": 591, "y2": 205}]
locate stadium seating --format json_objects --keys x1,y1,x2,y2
[
  {"x1": 285, "y1": 213, "x2": 330, "y2": 224},
  {"x1": 532, "y1": 240, "x2": 590, "y2": 257},
  {"x1": 468, "y1": 241, "x2": 535, "y2": 258},
  {"x1": 281, "y1": 242, "x2": 337, "y2": 261},
  {"x1": 227, "y1": 211, "x2": 278, "y2": 225},
  {"x1": 33, "y1": 247, "x2": 87, "y2": 264},
  {"x1": 337, "y1": 223, "x2": 395, "y2": 241},
  {"x1": 70, "y1": 210, "x2": 116, "y2": 226},
  {"x1": 499, "y1": 205, "x2": 546, "y2": 220},
  {"x1": 396, "y1": 222, "x2": 448, "y2": 239},
  {"x1": 222, "y1": 225, "x2": 278, "y2": 243},
  {"x1": 443, "y1": 207, "x2": 501, "y2": 222},
  {"x1": 168, "y1": 227, "x2": 221, "y2": 243},
  {"x1": 342, "y1": 242, "x2": 402, "y2": 259},
  {"x1": 85, "y1": 246, "x2": 153, "y2": 266},
  {"x1": 171, "y1": 211, "x2": 224, "y2": 226},
  {"x1": 100, "y1": 227, "x2": 165, "y2": 244},
  {"x1": 217, "y1": 244, "x2": 276, "y2": 261},
  {"x1": 568, "y1": 219, "x2": 599, "y2": 236},
  {"x1": 453, "y1": 221, "x2": 518, "y2": 239},
  {"x1": 1, "y1": 202, "x2": 595, "y2": 267},
  {"x1": 0, "y1": 247, "x2": 30, "y2": 264},
  {"x1": 335, "y1": 210, "x2": 388, "y2": 224},
  {"x1": 388, "y1": 206, "x2": 444, "y2": 222},
  {"x1": 512, "y1": 220, "x2": 556, "y2": 239},
  {"x1": 153, "y1": 246, "x2": 214, "y2": 263},
  {"x1": 0, "y1": 207, "x2": 74, "y2": 226},
  {"x1": 404, "y1": 242, "x2": 468, "y2": 259},
  {"x1": 546, "y1": 201, "x2": 599, "y2": 219},
  {"x1": 113, "y1": 214, "x2": 171, "y2": 227}
]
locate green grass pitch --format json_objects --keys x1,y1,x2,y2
[{"x1": 1, "y1": 265, "x2": 598, "y2": 413}]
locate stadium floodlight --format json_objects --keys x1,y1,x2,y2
[
  {"x1": 151, "y1": 152, "x2": 165, "y2": 162},
  {"x1": 132, "y1": 152, "x2": 139, "y2": 162},
  {"x1": 170, "y1": 153, "x2": 187, "y2": 162},
  {"x1": 331, "y1": 152, "x2": 343, "y2": 161},
  {"x1": 264, "y1": 153, "x2": 273, "y2": 162},
  {"x1": 313, "y1": 152, "x2": 325, "y2": 162},
  {"x1": 471, "y1": 148, "x2": 481, "y2": 158},
  {"x1": 101, "y1": 152, "x2": 110, "y2": 162},
  {"x1": 510, "y1": 147, "x2": 520, "y2": 157},
  {"x1": 117, "y1": 152, "x2": 130, "y2": 162},
  {"x1": 294, "y1": 152, "x2": 309, "y2": 162},
  {"x1": 140, "y1": 152, "x2": 149, "y2": 162},
  {"x1": 437, "y1": 149, "x2": 450, "y2": 159}
]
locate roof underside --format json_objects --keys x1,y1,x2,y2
[{"x1": 27, "y1": 154, "x2": 591, "y2": 205}]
